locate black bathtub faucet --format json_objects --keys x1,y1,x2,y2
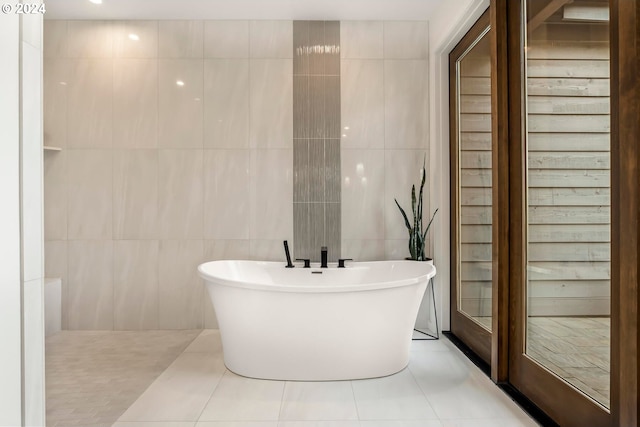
[
  {"x1": 283, "y1": 240, "x2": 294, "y2": 268},
  {"x1": 321, "y1": 246, "x2": 328, "y2": 268}
]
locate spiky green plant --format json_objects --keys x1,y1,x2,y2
[{"x1": 394, "y1": 159, "x2": 438, "y2": 261}]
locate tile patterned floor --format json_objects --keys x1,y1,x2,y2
[
  {"x1": 45, "y1": 330, "x2": 201, "y2": 427},
  {"x1": 112, "y1": 330, "x2": 539, "y2": 427}
]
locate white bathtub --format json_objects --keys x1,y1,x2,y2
[{"x1": 198, "y1": 260, "x2": 436, "y2": 381}]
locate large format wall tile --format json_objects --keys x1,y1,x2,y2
[
  {"x1": 44, "y1": 241, "x2": 68, "y2": 329},
  {"x1": 67, "y1": 21, "x2": 113, "y2": 58},
  {"x1": 204, "y1": 59, "x2": 249, "y2": 148},
  {"x1": 44, "y1": 59, "x2": 69, "y2": 149},
  {"x1": 384, "y1": 60, "x2": 428, "y2": 149},
  {"x1": 383, "y1": 21, "x2": 429, "y2": 59},
  {"x1": 113, "y1": 21, "x2": 158, "y2": 58},
  {"x1": 67, "y1": 240, "x2": 113, "y2": 330},
  {"x1": 204, "y1": 240, "x2": 251, "y2": 261},
  {"x1": 340, "y1": 21, "x2": 383, "y2": 59},
  {"x1": 67, "y1": 60, "x2": 113, "y2": 148},
  {"x1": 340, "y1": 60, "x2": 384, "y2": 149},
  {"x1": 250, "y1": 240, "x2": 292, "y2": 262},
  {"x1": 159, "y1": 21, "x2": 204, "y2": 58},
  {"x1": 113, "y1": 240, "x2": 159, "y2": 330},
  {"x1": 158, "y1": 59, "x2": 204, "y2": 148},
  {"x1": 249, "y1": 59, "x2": 293, "y2": 148},
  {"x1": 113, "y1": 150, "x2": 158, "y2": 239},
  {"x1": 113, "y1": 59, "x2": 158, "y2": 148},
  {"x1": 44, "y1": 20, "x2": 67, "y2": 58},
  {"x1": 67, "y1": 150, "x2": 112, "y2": 239},
  {"x1": 204, "y1": 150, "x2": 250, "y2": 239},
  {"x1": 44, "y1": 150, "x2": 66, "y2": 240},
  {"x1": 341, "y1": 239, "x2": 385, "y2": 261},
  {"x1": 204, "y1": 21, "x2": 249, "y2": 58},
  {"x1": 341, "y1": 149, "x2": 385, "y2": 240},
  {"x1": 251, "y1": 149, "x2": 293, "y2": 239},
  {"x1": 158, "y1": 150, "x2": 204, "y2": 239},
  {"x1": 250, "y1": 20, "x2": 292, "y2": 58},
  {"x1": 385, "y1": 149, "x2": 429, "y2": 240},
  {"x1": 158, "y1": 240, "x2": 204, "y2": 329}
]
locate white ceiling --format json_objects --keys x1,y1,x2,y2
[{"x1": 44, "y1": 0, "x2": 445, "y2": 20}]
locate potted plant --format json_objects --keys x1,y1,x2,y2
[{"x1": 394, "y1": 159, "x2": 438, "y2": 262}]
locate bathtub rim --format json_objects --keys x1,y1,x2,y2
[{"x1": 198, "y1": 259, "x2": 436, "y2": 293}]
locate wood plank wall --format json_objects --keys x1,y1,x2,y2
[{"x1": 459, "y1": 22, "x2": 611, "y2": 317}]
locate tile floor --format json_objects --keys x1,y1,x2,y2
[{"x1": 110, "y1": 330, "x2": 539, "y2": 427}]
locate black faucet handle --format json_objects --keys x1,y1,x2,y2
[
  {"x1": 296, "y1": 258, "x2": 311, "y2": 268},
  {"x1": 338, "y1": 258, "x2": 353, "y2": 268}
]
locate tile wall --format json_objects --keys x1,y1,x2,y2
[{"x1": 43, "y1": 19, "x2": 430, "y2": 331}]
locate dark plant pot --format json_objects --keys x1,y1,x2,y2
[{"x1": 405, "y1": 257, "x2": 433, "y2": 264}]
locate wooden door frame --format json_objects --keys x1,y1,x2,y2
[{"x1": 449, "y1": 9, "x2": 493, "y2": 364}]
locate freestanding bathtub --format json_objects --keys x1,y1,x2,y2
[{"x1": 198, "y1": 260, "x2": 436, "y2": 381}]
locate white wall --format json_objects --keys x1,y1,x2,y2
[
  {"x1": 0, "y1": 12, "x2": 24, "y2": 427},
  {"x1": 428, "y1": 0, "x2": 489, "y2": 330}
]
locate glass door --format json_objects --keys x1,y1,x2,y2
[
  {"x1": 450, "y1": 9, "x2": 493, "y2": 364},
  {"x1": 509, "y1": 0, "x2": 612, "y2": 425}
]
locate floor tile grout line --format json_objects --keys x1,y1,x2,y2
[
  {"x1": 277, "y1": 380, "x2": 288, "y2": 422},
  {"x1": 349, "y1": 379, "x2": 361, "y2": 421}
]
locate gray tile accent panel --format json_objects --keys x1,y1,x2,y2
[
  {"x1": 308, "y1": 21, "x2": 324, "y2": 75},
  {"x1": 324, "y1": 21, "x2": 340, "y2": 76},
  {"x1": 293, "y1": 21, "x2": 309, "y2": 75},
  {"x1": 326, "y1": 202, "x2": 341, "y2": 261},
  {"x1": 293, "y1": 76, "x2": 309, "y2": 138},
  {"x1": 309, "y1": 76, "x2": 325, "y2": 138},
  {"x1": 293, "y1": 203, "x2": 310, "y2": 260},
  {"x1": 309, "y1": 140, "x2": 325, "y2": 203},
  {"x1": 325, "y1": 76, "x2": 341, "y2": 138},
  {"x1": 309, "y1": 202, "x2": 326, "y2": 262},
  {"x1": 325, "y1": 139, "x2": 341, "y2": 203},
  {"x1": 293, "y1": 139, "x2": 309, "y2": 202}
]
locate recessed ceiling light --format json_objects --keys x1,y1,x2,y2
[
  {"x1": 176, "y1": 80, "x2": 185, "y2": 87},
  {"x1": 128, "y1": 33, "x2": 139, "y2": 41},
  {"x1": 89, "y1": 0, "x2": 102, "y2": 4}
]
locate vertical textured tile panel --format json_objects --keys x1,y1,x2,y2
[
  {"x1": 309, "y1": 75, "x2": 325, "y2": 139},
  {"x1": 326, "y1": 202, "x2": 341, "y2": 262},
  {"x1": 250, "y1": 20, "x2": 293, "y2": 58},
  {"x1": 308, "y1": 21, "x2": 324, "y2": 75},
  {"x1": 113, "y1": 240, "x2": 159, "y2": 330},
  {"x1": 293, "y1": 139, "x2": 309, "y2": 202},
  {"x1": 44, "y1": 150, "x2": 67, "y2": 240},
  {"x1": 324, "y1": 76, "x2": 341, "y2": 138},
  {"x1": 293, "y1": 76, "x2": 309, "y2": 138},
  {"x1": 309, "y1": 140, "x2": 325, "y2": 202},
  {"x1": 158, "y1": 149, "x2": 204, "y2": 239},
  {"x1": 112, "y1": 21, "x2": 158, "y2": 58},
  {"x1": 249, "y1": 59, "x2": 293, "y2": 148},
  {"x1": 340, "y1": 21, "x2": 383, "y2": 59},
  {"x1": 383, "y1": 21, "x2": 429, "y2": 59},
  {"x1": 384, "y1": 60, "x2": 428, "y2": 149},
  {"x1": 159, "y1": 20, "x2": 204, "y2": 58},
  {"x1": 293, "y1": 203, "x2": 310, "y2": 260},
  {"x1": 324, "y1": 21, "x2": 340, "y2": 75},
  {"x1": 44, "y1": 20, "x2": 68, "y2": 58},
  {"x1": 204, "y1": 21, "x2": 249, "y2": 58},
  {"x1": 340, "y1": 59, "x2": 384, "y2": 149},
  {"x1": 44, "y1": 59, "x2": 69, "y2": 148},
  {"x1": 67, "y1": 59, "x2": 113, "y2": 148},
  {"x1": 67, "y1": 240, "x2": 113, "y2": 330},
  {"x1": 309, "y1": 203, "x2": 326, "y2": 262},
  {"x1": 204, "y1": 59, "x2": 249, "y2": 148},
  {"x1": 325, "y1": 139, "x2": 341, "y2": 203},
  {"x1": 67, "y1": 21, "x2": 113, "y2": 58},
  {"x1": 113, "y1": 149, "x2": 158, "y2": 239},
  {"x1": 113, "y1": 59, "x2": 158, "y2": 148},
  {"x1": 158, "y1": 59, "x2": 204, "y2": 148},
  {"x1": 158, "y1": 240, "x2": 204, "y2": 329},
  {"x1": 250, "y1": 149, "x2": 293, "y2": 239},
  {"x1": 293, "y1": 21, "x2": 309, "y2": 75},
  {"x1": 204, "y1": 149, "x2": 251, "y2": 239},
  {"x1": 67, "y1": 149, "x2": 112, "y2": 239}
]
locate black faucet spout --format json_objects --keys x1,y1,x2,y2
[
  {"x1": 284, "y1": 240, "x2": 294, "y2": 268},
  {"x1": 321, "y1": 246, "x2": 328, "y2": 268}
]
